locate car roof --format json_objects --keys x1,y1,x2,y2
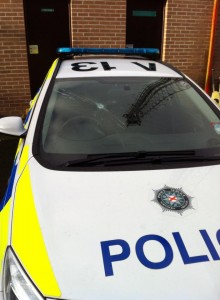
[{"x1": 56, "y1": 58, "x2": 183, "y2": 79}]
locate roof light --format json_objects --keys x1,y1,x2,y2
[{"x1": 57, "y1": 47, "x2": 160, "y2": 56}]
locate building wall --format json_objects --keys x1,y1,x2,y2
[
  {"x1": 163, "y1": 0, "x2": 213, "y2": 87},
  {"x1": 0, "y1": 0, "x2": 30, "y2": 117},
  {"x1": 213, "y1": 3, "x2": 220, "y2": 89},
  {"x1": 0, "y1": 0, "x2": 218, "y2": 116},
  {"x1": 71, "y1": 0, "x2": 126, "y2": 48}
]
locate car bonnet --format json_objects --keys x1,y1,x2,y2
[{"x1": 10, "y1": 154, "x2": 220, "y2": 300}]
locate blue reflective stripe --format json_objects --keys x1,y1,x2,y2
[
  {"x1": 24, "y1": 109, "x2": 32, "y2": 125},
  {"x1": 57, "y1": 47, "x2": 160, "y2": 56},
  {"x1": 0, "y1": 163, "x2": 17, "y2": 211}
]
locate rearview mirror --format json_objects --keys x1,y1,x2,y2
[{"x1": 0, "y1": 117, "x2": 26, "y2": 137}]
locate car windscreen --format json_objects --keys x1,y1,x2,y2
[{"x1": 35, "y1": 77, "x2": 220, "y2": 168}]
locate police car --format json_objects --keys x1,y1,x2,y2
[{"x1": 1, "y1": 47, "x2": 220, "y2": 300}]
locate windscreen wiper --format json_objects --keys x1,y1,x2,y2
[{"x1": 59, "y1": 150, "x2": 220, "y2": 167}]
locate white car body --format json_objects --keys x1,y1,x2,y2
[{"x1": 1, "y1": 48, "x2": 220, "y2": 300}]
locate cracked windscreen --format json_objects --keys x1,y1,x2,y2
[{"x1": 37, "y1": 77, "x2": 220, "y2": 165}]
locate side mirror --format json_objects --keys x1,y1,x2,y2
[{"x1": 0, "y1": 117, "x2": 26, "y2": 137}]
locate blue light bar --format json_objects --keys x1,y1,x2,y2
[{"x1": 57, "y1": 47, "x2": 160, "y2": 56}]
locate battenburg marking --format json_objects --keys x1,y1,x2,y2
[{"x1": 152, "y1": 185, "x2": 193, "y2": 215}]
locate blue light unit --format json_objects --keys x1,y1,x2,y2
[{"x1": 57, "y1": 47, "x2": 160, "y2": 56}]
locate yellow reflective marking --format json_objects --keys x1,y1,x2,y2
[
  {"x1": 17, "y1": 145, "x2": 29, "y2": 176},
  {"x1": 15, "y1": 139, "x2": 24, "y2": 158},
  {"x1": 0, "y1": 199, "x2": 12, "y2": 273},
  {"x1": 12, "y1": 165, "x2": 61, "y2": 297},
  {"x1": 24, "y1": 59, "x2": 58, "y2": 117},
  {"x1": 47, "y1": 59, "x2": 58, "y2": 80},
  {"x1": 211, "y1": 91, "x2": 220, "y2": 106},
  {"x1": 15, "y1": 139, "x2": 22, "y2": 155},
  {"x1": 25, "y1": 92, "x2": 39, "y2": 117},
  {"x1": 30, "y1": 92, "x2": 39, "y2": 109}
]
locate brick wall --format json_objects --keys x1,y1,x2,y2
[
  {"x1": 71, "y1": 0, "x2": 214, "y2": 88},
  {"x1": 71, "y1": 0, "x2": 126, "y2": 48},
  {"x1": 0, "y1": 0, "x2": 30, "y2": 117},
  {"x1": 0, "y1": 0, "x2": 218, "y2": 116},
  {"x1": 163, "y1": 0, "x2": 213, "y2": 88}
]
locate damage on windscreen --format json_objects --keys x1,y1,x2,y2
[
  {"x1": 124, "y1": 78, "x2": 190, "y2": 126},
  {"x1": 35, "y1": 77, "x2": 220, "y2": 168}
]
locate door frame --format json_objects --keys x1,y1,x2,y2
[
  {"x1": 126, "y1": 0, "x2": 167, "y2": 59},
  {"x1": 23, "y1": 0, "x2": 72, "y2": 97}
]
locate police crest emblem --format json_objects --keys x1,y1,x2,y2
[{"x1": 152, "y1": 186, "x2": 194, "y2": 215}]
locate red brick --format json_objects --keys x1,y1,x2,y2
[
  {"x1": 0, "y1": 0, "x2": 218, "y2": 115},
  {"x1": 0, "y1": 0, "x2": 30, "y2": 116},
  {"x1": 163, "y1": 0, "x2": 213, "y2": 87}
]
